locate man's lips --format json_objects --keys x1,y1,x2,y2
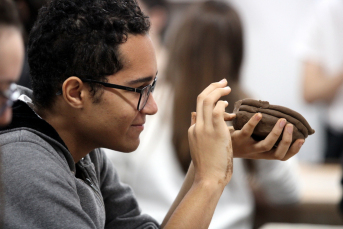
[
  {"x1": 131, "y1": 123, "x2": 145, "y2": 126},
  {"x1": 131, "y1": 123, "x2": 145, "y2": 130}
]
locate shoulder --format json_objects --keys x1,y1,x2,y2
[
  {"x1": 0, "y1": 128, "x2": 64, "y2": 158},
  {"x1": 2, "y1": 128, "x2": 69, "y2": 162},
  {"x1": 1, "y1": 128, "x2": 74, "y2": 186}
]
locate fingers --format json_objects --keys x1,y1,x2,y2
[
  {"x1": 224, "y1": 113, "x2": 236, "y2": 121},
  {"x1": 231, "y1": 112, "x2": 305, "y2": 160},
  {"x1": 228, "y1": 126, "x2": 235, "y2": 135},
  {"x1": 281, "y1": 139, "x2": 304, "y2": 161},
  {"x1": 240, "y1": 113, "x2": 262, "y2": 138},
  {"x1": 261, "y1": 138, "x2": 304, "y2": 160},
  {"x1": 203, "y1": 87, "x2": 231, "y2": 127},
  {"x1": 196, "y1": 79, "x2": 228, "y2": 125},
  {"x1": 273, "y1": 124, "x2": 293, "y2": 159},
  {"x1": 191, "y1": 111, "x2": 235, "y2": 127},
  {"x1": 254, "y1": 118, "x2": 287, "y2": 152},
  {"x1": 212, "y1": 100, "x2": 229, "y2": 128},
  {"x1": 257, "y1": 124, "x2": 304, "y2": 160}
]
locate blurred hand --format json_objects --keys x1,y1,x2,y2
[
  {"x1": 230, "y1": 113, "x2": 304, "y2": 160},
  {"x1": 188, "y1": 79, "x2": 233, "y2": 187}
]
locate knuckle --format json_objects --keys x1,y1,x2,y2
[
  {"x1": 272, "y1": 131, "x2": 280, "y2": 138},
  {"x1": 203, "y1": 97, "x2": 212, "y2": 106},
  {"x1": 261, "y1": 143, "x2": 273, "y2": 152},
  {"x1": 283, "y1": 138, "x2": 292, "y2": 145},
  {"x1": 240, "y1": 128, "x2": 250, "y2": 137},
  {"x1": 274, "y1": 153, "x2": 284, "y2": 160},
  {"x1": 204, "y1": 127, "x2": 213, "y2": 136},
  {"x1": 211, "y1": 82, "x2": 218, "y2": 87},
  {"x1": 212, "y1": 111, "x2": 220, "y2": 119}
]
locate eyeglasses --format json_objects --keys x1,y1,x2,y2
[
  {"x1": 81, "y1": 77, "x2": 157, "y2": 111},
  {"x1": 0, "y1": 83, "x2": 20, "y2": 115}
]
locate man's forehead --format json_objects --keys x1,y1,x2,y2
[
  {"x1": 118, "y1": 34, "x2": 156, "y2": 62},
  {"x1": 114, "y1": 34, "x2": 157, "y2": 84}
]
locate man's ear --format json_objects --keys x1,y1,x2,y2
[{"x1": 62, "y1": 76, "x2": 87, "y2": 108}]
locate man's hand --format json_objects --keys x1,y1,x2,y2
[
  {"x1": 230, "y1": 113, "x2": 304, "y2": 160},
  {"x1": 188, "y1": 79, "x2": 233, "y2": 186}
]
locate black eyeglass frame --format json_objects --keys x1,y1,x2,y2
[{"x1": 81, "y1": 77, "x2": 157, "y2": 111}]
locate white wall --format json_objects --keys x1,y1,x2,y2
[{"x1": 228, "y1": 0, "x2": 323, "y2": 162}]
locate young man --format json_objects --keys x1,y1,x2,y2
[{"x1": 0, "y1": 0, "x2": 303, "y2": 228}]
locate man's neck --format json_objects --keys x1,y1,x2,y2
[{"x1": 35, "y1": 106, "x2": 95, "y2": 163}]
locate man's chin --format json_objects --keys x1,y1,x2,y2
[{"x1": 111, "y1": 139, "x2": 140, "y2": 153}]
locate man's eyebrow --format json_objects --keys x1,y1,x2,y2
[{"x1": 126, "y1": 72, "x2": 158, "y2": 86}]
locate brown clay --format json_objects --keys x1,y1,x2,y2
[{"x1": 232, "y1": 99, "x2": 315, "y2": 146}]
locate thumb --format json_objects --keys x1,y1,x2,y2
[{"x1": 224, "y1": 113, "x2": 236, "y2": 121}]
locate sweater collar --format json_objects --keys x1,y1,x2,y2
[{"x1": 1, "y1": 99, "x2": 68, "y2": 150}]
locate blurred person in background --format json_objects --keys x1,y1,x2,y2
[
  {"x1": 138, "y1": 0, "x2": 169, "y2": 69},
  {"x1": 13, "y1": 0, "x2": 48, "y2": 89},
  {"x1": 0, "y1": 0, "x2": 23, "y2": 127},
  {"x1": 105, "y1": 1, "x2": 301, "y2": 228},
  {"x1": 14, "y1": 0, "x2": 47, "y2": 39},
  {"x1": 0, "y1": 0, "x2": 24, "y2": 226},
  {"x1": 299, "y1": 0, "x2": 343, "y2": 164},
  {"x1": 297, "y1": 0, "x2": 343, "y2": 213}
]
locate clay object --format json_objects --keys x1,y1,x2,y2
[{"x1": 232, "y1": 99, "x2": 315, "y2": 146}]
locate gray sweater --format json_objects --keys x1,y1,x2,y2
[{"x1": 0, "y1": 87, "x2": 159, "y2": 229}]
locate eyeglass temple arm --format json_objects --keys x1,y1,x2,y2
[{"x1": 81, "y1": 79, "x2": 143, "y2": 93}]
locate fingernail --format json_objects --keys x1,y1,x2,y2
[
  {"x1": 279, "y1": 119, "x2": 286, "y2": 128},
  {"x1": 299, "y1": 141, "x2": 304, "y2": 147},
  {"x1": 224, "y1": 86, "x2": 231, "y2": 90},
  {"x1": 255, "y1": 113, "x2": 262, "y2": 120},
  {"x1": 219, "y1": 78, "x2": 227, "y2": 83},
  {"x1": 287, "y1": 125, "x2": 293, "y2": 134},
  {"x1": 191, "y1": 112, "x2": 197, "y2": 120}
]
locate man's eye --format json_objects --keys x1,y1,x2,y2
[{"x1": 137, "y1": 84, "x2": 148, "y2": 89}]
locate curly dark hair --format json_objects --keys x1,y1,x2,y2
[{"x1": 28, "y1": 0, "x2": 150, "y2": 109}]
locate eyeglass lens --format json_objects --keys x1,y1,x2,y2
[
  {"x1": 138, "y1": 77, "x2": 157, "y2": 111},
  {"x1": 138, "y1": 86, "x2": 151, "y2": 111}
]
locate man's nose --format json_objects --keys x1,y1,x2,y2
[{"x1": 141, "y1": 93, "x2": 158, "y2": 115}]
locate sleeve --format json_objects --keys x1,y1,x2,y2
[
  {"x1": 254, "y1": 156, "x2": 301, "y2": 205},
  {"x1": 96, "y1": 149, "x2": 160, "y2": 229},
  {"x1": 1, "y1": 142, "x2": 98, "y2": 229}
]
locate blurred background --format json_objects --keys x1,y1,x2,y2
[
  {"x1": 164, "y1": 0, "x2": 343, "y2": 228},
  {"x1": 169, "y1": 0, "x2": 321, "y2": 161}
]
